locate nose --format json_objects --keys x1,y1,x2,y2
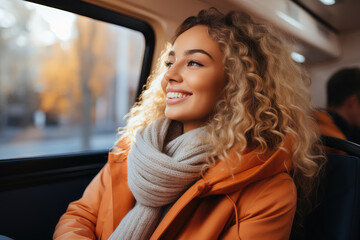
[{"x1": 164, "y1": 63, "x2": 182, "y2": 83}]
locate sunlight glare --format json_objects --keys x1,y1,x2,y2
[{"x1": 27, "y1": 2, "x2": 76, "y2": 42}]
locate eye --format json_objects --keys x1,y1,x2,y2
[
  {"x1": 165, "y1": 61, "x2": 173, "y2": 68},
  {"x1": 188, "y1": 60, "x2": 203, "y2": 67}
]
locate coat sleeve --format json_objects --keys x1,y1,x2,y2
[
  {"x1": 53, "y1": 163, "x2": 111, "y2": 240},
  {"x1": 221, "y1": 173, "x2": 297, "y2": 240}
]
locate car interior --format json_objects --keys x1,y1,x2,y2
[{"x1": 0, "y1": 0, "x2": 359, "y2": 239}]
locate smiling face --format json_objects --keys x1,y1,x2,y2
[{"x1": 161, "y1": 25, "x2": 225, "y2": 133}]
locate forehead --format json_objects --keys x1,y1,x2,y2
[{"x1": 171, "y1": 25, "x2": 222, "y2": 59}]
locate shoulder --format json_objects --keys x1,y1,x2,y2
[
  {"x1": 314, "y1": 110, "x2": 332, "y2": 123},
  {"x1": 250, "y1": 172, "x2": 296, "y2": 196},
  {"x1": 239, "y1": 172, "x2": 296, "y2": 218},
  {"x1": 314, "y1": 110, "x2": 346, "y2": 139},
  {"x1": 225, "y1": 173, "x2": 297, "y2": 240}
]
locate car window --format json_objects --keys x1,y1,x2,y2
[{"x1": 0, "y1": 0, "x2": 146, "y2": 159}]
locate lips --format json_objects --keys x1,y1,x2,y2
[
  {"x1": 167, "y1": 92, "x2": 192, "y2": 99},
  {"x1": 165, "y1": 88, "x2": 192, "y2": 104}
]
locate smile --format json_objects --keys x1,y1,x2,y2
[
  {"x1": 166, "y1": 92, "x2": 192, "y2": 104},
  {"x1": 166, "y1": 92, "x2": 192, "y2": 99}
]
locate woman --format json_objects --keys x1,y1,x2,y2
[{"x1": 54, "y1": 8, "x2": 324, "y2": 240}]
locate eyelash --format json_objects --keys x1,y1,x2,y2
[
  {"x1": 165, "y1": 61, "x2": 173, "y2": 68},
  {"x1": 164, "y1": 60, "x2": 203, "y2": 68},
  {"x1": 188, "y1": 60, "x2": 203, "y2": 67}
]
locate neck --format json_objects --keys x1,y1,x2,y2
[{"x1": 182, "y1": 121, "x2": 206, "y2": 133}]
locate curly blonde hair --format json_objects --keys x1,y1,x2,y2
[{"x1": 116, "y1": 8, "x2": 325, "y2": 208}]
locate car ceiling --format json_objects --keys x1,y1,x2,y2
[{"x1": 292, "y1": 0, "x2": 360, "y2": 34}]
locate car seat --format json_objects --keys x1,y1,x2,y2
[{"x1": 291, "y1": 135, "x2": 360, "y2": 240}]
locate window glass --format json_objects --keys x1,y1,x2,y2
[{"x1": 0, "y1": 0, "x2": 145, "y2": 159}]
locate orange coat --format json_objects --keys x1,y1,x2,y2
[
  {"x1": 314, "y1": 111, "x2": 346, "y2": 140},
  {"x1": 314, "y1": 111, "x2": 347, "y2": 154},
  {"x1": 54, "y1": 137, "x2": 296, "y2": 240}
]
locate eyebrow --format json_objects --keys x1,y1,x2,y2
[{"x1": 168, "y1": 49, "x2": 214, "y2": 61}]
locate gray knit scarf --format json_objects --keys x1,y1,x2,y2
[{"x1": 109, "y1": 118, "x2": 210, "y2": 240}]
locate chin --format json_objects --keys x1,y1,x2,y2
[
  {"x1": 164, "y1": 109, "x2": 181, "y2": 121},
  {"x1": 165, "y1": 115, "x2": 182, "y2": 122}
]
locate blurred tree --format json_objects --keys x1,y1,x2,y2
[
  {"x1": 37, "y1": 16, "x2": 118, "y2": 149},
  {"x1": 77, "y1": 17, "x2": 95, "y2": 150},
  {"x1": 0, "y1": 0, "x2": 34, "y2": 132},
  {"x1": 0, "y1": 0, "x2": 143, "y2": 155}
]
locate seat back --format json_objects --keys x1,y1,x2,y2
[{"x1": 291, "y1": 136, "x2": 360, "y2": 240}]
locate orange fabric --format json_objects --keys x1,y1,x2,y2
[
  {"x1": 314, "y1": 111, "x2": 347, "y2": 154},
  {"x1": 314, "y1": 111, "x2": 346, "y2": 140},
  {"x1": 54, "y1": 137, "x2": 296, "y2": 240}
]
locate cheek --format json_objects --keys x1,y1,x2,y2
[
  {"x1": 188, "y1": 74, "x2": 225, "y2": 113},
  {"x1": 188, "y1": 70, "x2": 224, "y2": 93}
]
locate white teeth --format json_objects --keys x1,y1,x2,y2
[{"x1": 167, "y1": 92, "x2": 190, "y2": 99}]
